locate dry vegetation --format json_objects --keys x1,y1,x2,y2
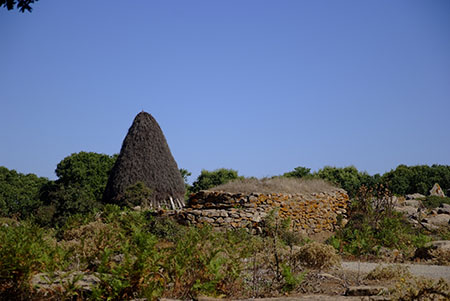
[
  {"x1": 295, "y1": 242, "x2": 341, "y2": 270},
  {"x1": 210, "y1": 177, "x2": 337, "y2": 194}
]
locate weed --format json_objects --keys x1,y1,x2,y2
[
  {"x1": 295, "y1": 242, "x2": 341, "y2": 270},
  {"x1": 366, "y1": 264, "x2": 412, "y2": 281},
  {"x1": 392, "y1": 277, "x2": 450, "y2": 300}
]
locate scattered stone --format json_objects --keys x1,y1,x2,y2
[
  {"x1": 422, "y1": 214, "x2": 450, "y2": 227},
  {"x1": 430, "y1": 240, "x2": 450, "y2": 251},
  {"x1": 345, "y1": 285, "x2": 388, "y2": 296},
  {"x1": 394, "y1": 206, "x2": 418, "y2": 216},
  {"x1": 32, "y1": 271, "x2": 100, "y2": 293},
  {"x1": 318, "y1": 273, "x2": 342, "y2": 282},
  {"x1": 437, "y1": 203, "x2": 450, "y2": 215},
  {"x1": 403, "y1": 199, "x2": 422, "y2": 208},
  {"x1": 406, "y1": 193, "x2": 425, "y2": 200},
  {"x1": 430, "y1": 183, "x2": 446, "y2": 197}
]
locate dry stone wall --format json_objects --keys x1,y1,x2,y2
[{"x1": 178, "y1": 189, "x2": 349, "y2": 235}]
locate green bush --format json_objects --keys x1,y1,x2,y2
[
  {"x1": 191, "y1": 168, "x2": 242, "y2": 193},
  {"x1": 381, "y1": 164, "x2": 450, "y2": 195},
  {"x1": 0, "y1": 166, "x2": 49, "y2": 219},
  {"x1": 328, "y1": 185, "x2": 429, "y2": 256},
  {"x1": 421, "y1": 196, "x2": 450, "y2": 209},
  {"x1": 282, "y1": 166, "x2": 311, "y2": 178},
  {"x1": 0, "y1": 222, "x2": 64, "y2": 298},
  {"x1": 313, "y1": 166, "x2": 378, "y2": 197}
]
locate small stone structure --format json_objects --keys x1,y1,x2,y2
[{"x1": 178, "y1": 189, "x2": 349, "y2": 235}]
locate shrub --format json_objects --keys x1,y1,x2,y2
[
  {"x1": 210, "y1": 177, "x2": 336, "y2": 194},
  {"x1": 329, "y1": 184, "x2": 429, "y2": 257},
  {"x1": 430, "y1": 248, "x2": 450, "y2": 266},
  {"x1": 0, "y1": 222, "x2": 63, "y2": 299},
  {"x1": 393, "y1": 277, "x2": 450, "y2": 300},
  {"x1": 366, "y1": 264, "x2": 412, "y2": 281},
  {"x1": 422, "y1": 196, "x2": 450, "y2": 209},
  {"x1": 0, "y1": 166, "x2": 49, "y2": 219},
  {"x1": 191, "y1": 168, "x2": 241, "y2": 193},
  {"x1": 295, "y1": 242, "x2": 341, "y2": 270},
  {"x1": 123, "y1": 181, "x2": 153, "y2": 207},
  {"x1": 282, "y1": 166, "x2": 311, "y2": 178}
]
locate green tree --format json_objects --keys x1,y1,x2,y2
[
  {"x1": 0, "y1": 0, "x2": 38, "y2": 12},
  {"x1": 0, "y1": 166, "x2": 49, "y2": 218},
  {"x1": 40, "y1": 152, "x2": 117, "y2": 224},
  {"x1": 313, "y1": 166, "x2": 376, "y2": 197},
  {"x1": 180, "y1": 168, "x2": 192, "y2": 199},
  {"x1": 191, "y1": 168, "x2": 241, "y2": 193},
  {"x1": 282, "y1": 166, "x2": 311, "y2": 178},
  {"x1": 381, "y1": 164, "x2": 450, "y2": 195}
]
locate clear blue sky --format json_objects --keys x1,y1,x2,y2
[{"x1": 1, "y1": 0, "x2": 449, "y2": 182}]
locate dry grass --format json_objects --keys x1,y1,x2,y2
[
  {"x1": 431, "y1": 248, "x2": 450, "y2": 266},
  {"x1": 366, "y1": 264, "x2": 412, "y2": 281},
  {"x1": 295, "y1": 242, "x2": 341, "y2": 270},
  {"x1": 210, "y1": 177, "x2": 337, "y2": 194}
]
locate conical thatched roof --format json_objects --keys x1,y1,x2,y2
[{"x1": 103, "y1": 112, "x2": 185, "y2": 209}]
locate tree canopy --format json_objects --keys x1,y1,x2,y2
[
  {"x1": 191, "y1": 168, "x2": 242, "y2": 193},
  {"x1": 0, "y1": 0, "x2": 38, "y2": 12}
]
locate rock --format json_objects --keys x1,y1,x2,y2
[
  {"x1": 430, "y1": 183, "x2": 446, "y2": 197},
  {"x1": 437, "y1": 203, "x2": 450, "y2": 215},
  {"x1": 403, "y1": 199, "x2": 422, "y2": 208},
  {"x1": 394, "y1": 206, "x2": 418, "y2": 216},
  {"x1": 422, "y1": 214, "x2": 450, "y2": 227},
  {"x1": 420, "y1": 222, "x2": 439, "y2": 231},
  {"x1": 415, "y1": 240, "x2": 450, "y2": 260},
  {"x1": 430, "y1": 240, "x2": 450, "y2": 251},
  {"x1": 318, "y1": 273, "x2": 342, "y2": 282},
  {"x1": 32, "y1": 272, "x2": 100, "y2": 293},
  {"x1": 406, "y1": 193, "x2": 425, "y2": 200},
  {"x1": 345, "y1": 285, "x2": 388, "y2": 296}
]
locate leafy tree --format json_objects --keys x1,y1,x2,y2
[
  {"x1": 55, "y1": 151, "x2": 118, "y2": 201},
  {"x1": 313, "y1": 166, "x2": 376, "y2": 197},
  {"x1": 0, "y1": 0, "x2": 38, "y2": 12},
  {"x1": 180, "y1": 168, "x2": 192, "y2": 199},
  {"x1": 381, "y1": 164, "x2": 450, "y2": 195},
  {"x1": 191, "y1": 168, "x2": 241, "y2": 193},
  {"x1": 282, "y1": 166, "x2": 311, "y2": 178},
  {"x1": 0, "y1": 166, "x2": 48, "y2": 218},
  {"x1": 40, "y1": 152, "x2": 117, "y2": 224}
]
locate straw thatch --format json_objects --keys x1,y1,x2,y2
[{"x1": 103, "y1": 112, "x2": 185, "y2": 209}]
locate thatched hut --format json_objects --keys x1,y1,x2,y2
[{"x1": 103, "y1": 111, "x2": 185, "y2": 209}]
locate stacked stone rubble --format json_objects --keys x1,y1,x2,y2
[{"x1": 178, "y1": 189, "x2": 349, "y2": 235}]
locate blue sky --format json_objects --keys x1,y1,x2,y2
[{"x1": 1, "y1": 0, "x2": 449, "y2": 182}]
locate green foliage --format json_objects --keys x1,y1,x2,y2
[
  {"x1": 280, "y1": 264, "x2": 306, "y2": 292},
  {"x1": 329, "y1": 185, "x2": 428, "y2": 256},
  {"x1": 421, "y1": 195, "x2": 450, "y2": 209},
  {"x1": 39, "y1": 152, "x2": 117, "y2": 225},
  {"x1": 0, "y1": 166, "x2": 49, "y2": 219},
  {"x1": 283, "y1": 166, "x2": 311, "y2": 178},
  {"x1": 55, "y1": 151, "x2": 117, "y2": 201},
  {"x1": 313, "y1": 166, "x2": 377, "y2": 197},
  {"x1": 381, "y1": 164, "x2": 450, "y2": 195},
  {"x1": 0, "y1": 222, "x2": 63, "y2": 298},
  {"x1": 191, "y1": 168, "x2": 242, "y2": 193},
  {"x1": 180, "y1": 168, "x2": 192, "y2": 199},
  {"x1": 123, "y1": 181, "x2": 152, "y2": 207}
]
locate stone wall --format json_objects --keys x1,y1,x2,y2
[{"x1": 178, "y1": 189, "x2": 349, "y2": 235}]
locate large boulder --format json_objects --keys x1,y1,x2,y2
[
  {"x1": 430, "y1": 183, "x2": 446, "y2": 197},
  {"x1": 103, "y1": 112, "x2": 185, "y2": 209},
  {"x1": 406, "y1": 193, "x2": 425, "y2": 200}
]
